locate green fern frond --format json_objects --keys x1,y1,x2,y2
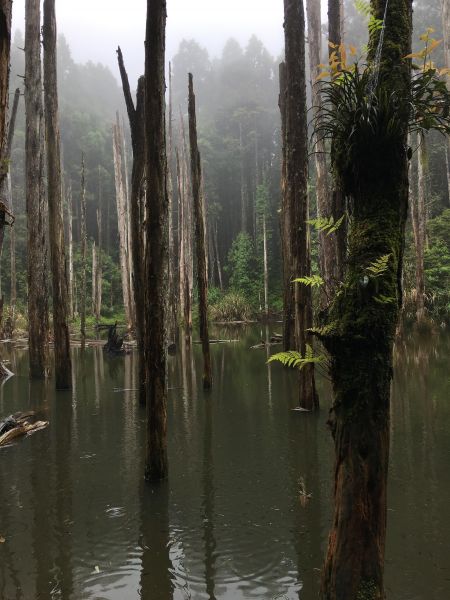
[
  {"x1": 366, "y1": 253, "x2": 391, "y2": 277},
  {"x1": 268, "y1": 345, "x2": 325, "y2": 370},
  {"x1": 292, "y1": 275, "x2": 324, "y2": 287},
  {"x1": 307, "y1": 215, "x2": 345, "y2": 235},
  {"x1": 307, "y1": 322, "x2": 337, "y2": 336}
]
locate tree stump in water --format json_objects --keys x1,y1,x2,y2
[{"x1": 103, "y1": 323, "x2": 125, "y2": 355}]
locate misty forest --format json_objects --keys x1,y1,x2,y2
[{"x1": 0, "y1": 0, "x2": 449, "y2": 598}]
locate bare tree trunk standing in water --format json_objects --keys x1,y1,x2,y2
[
  {"x1": 283, "y1": 0, "x2": 318, "y2": 410},
  {"x1": 43, "y1": 0, "x2": 72, "y2": 389},
  {"x1": 80, "y1": 154, "x2": 87, "y2": 349},
  {"x1": 320, "y1": 1, "x2": 413, "y2": 597},
  {"x1": 279, "y1": 61, "x2": 295, "y2": 351},
  {"x1": 112, "y1": 117, "x2": 133, "y2": 330},
  {"x1": 144, "y1": 0, "x2": 168, "y2": 481},
  {"x1": 0, "y1": 1, "x2": 12, "y2": 191},
  {"x1": 25, "y1": 0, "x2": 49, "y2": 378},
  {"x1": 188, "y1": 73, "x2": 212, "y2": 390},
  {"x1": 0, "y1": 1, "x2": 12, "y2": 343},
  {"x1": 179, "y1": 111, "x2": 194, "y2": 339},
  {"x1": 66, "y1": 183, "x2": 74, "y2": 318},
  {"x1": 168, "y1": 62, "x2": 178, "y2": 345},
  {"x1": 117, "y1": 47, "x2": 146, "y2": 405},
  {"x1": 0, "y1": 85, "x2": 19, "y2": 331}
]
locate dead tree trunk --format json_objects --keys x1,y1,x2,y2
[
  {"x1": 112, "y1": 118, "x2": 133, "y2": 330},
  {"x1": 413, "y1": 132, "x2": 427, "y2": 322},
  {"x1": 66, "y1": 182, "x2": 74, "y2": 318},
  {"x1": 283, "y1": 0, "x2": 318, "y2": 410},
  {"x1": 94, "y1": 168, "x2": 103, "y2": 320},
  {"x1": 144, "y1": 0, "x2": 168, "y2": 481},
  {"x1": 188, "y1": 73, "x2": 212, "y2": 389},
  {"x1": 279, "y1": 61, "x2": 295, "y2": 351},
  {"x1": 180, "y1": 111, "x2": 194, "y2": 337},
  {"x1": 25, "y1": 0, "x2": 49, "y2": 378},
  {"x1": 442, "y1": 0, "x2": 450, "y2": 205},
  {"x1": 263, "y1": 212, "x2": 269, "y2": 319},
  {"x1": 306, "y1": 0, "x2": 333, "y2": 295},
  {"x1": 2, "y1": 89, "x2": 20, "y2": 317},
  {"x1": 117, "y1": 47, "x2": 146, "y2": 405},
  {"x1": 213, "y1": 221, "x2": 223, "y2": 290},
  {"x1": 0, "y1": 4, "x2": 12, "y2": 342},
  {"x1": 43, "y1": 0, "x2": 72, "y2": 389},
  {"x1": 80, "y1": 154, "x2": 87, "y2": 348},
  {"x1": 168, "y1": 62, "x2": 178, "y2": 344},
  {"x1": 0, "y1": 0, "x2": 12, "y2": 190}
]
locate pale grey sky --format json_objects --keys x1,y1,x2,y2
[{"x1": 12, "y1": 1, "x2": 328, "y2": 82}]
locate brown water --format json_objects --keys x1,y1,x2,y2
[{"x1": 0, "y1": 326, "x2": 449, "y2": 600}]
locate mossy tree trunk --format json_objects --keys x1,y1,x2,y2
[
  {"x1": 144, "y1": 0, "x2": 168, "y2": 481},
  {"x1": 188, "y1": 72, "x2": 212, "y2": 390},
  {"x1": 43, "y1": 0, "x2": 72, "y2": 390},
  {"x1": 320, "y1": 1, "x2": 412, "y2": 598},
  {"x1": 25, "y1": 0, "x2": 49, "y2": 378},
  {"x1": 117, "y1": 47, "x2": 146, "y2": 405},
  {"x1": 283, "y1": 0, "x2": 318, "y2": 410}
]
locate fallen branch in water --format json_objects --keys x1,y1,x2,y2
[{"x1": 0, "y1": 412, "x2": 48, "y2": 447}]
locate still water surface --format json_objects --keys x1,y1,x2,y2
[{"x1": 0, "y1": 326, "x2": 449, "y2": 599}]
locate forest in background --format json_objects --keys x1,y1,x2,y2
[{"x1": 1, "y1": 0, "x2": 449, "y2": 330}]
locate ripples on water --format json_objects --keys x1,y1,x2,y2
[{"x1": 0, "y1": 327, "x2": 449, "y2": 599}]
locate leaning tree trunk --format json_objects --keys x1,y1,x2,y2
[
  {"x1": 80, "y1": 155, "x2": 87, "y2": 348},
  {"x1": 320, "y1": 1, "x2": 412, "y2": 598},
  {"x1": 144, "y1": 0, "x2": 168, "y2": 481},
  {"x1": 188, "y1": 73, "x2": 212, "y2": 390},
  {"x1": 283, "y1": 0, "x2": 318, "y2": 410},
  {"x1": 279, "y1": 62, "x2": 295, "y2": 351},
  {"x1": 43, "y1": 0, "x2": 72, "y2": 390},
  {"x1": 116, "y1": 46, "x2": 146, "y2": 405},
  {"x1": 25, "y1": 0, "x2": 49, "y2": 379}
]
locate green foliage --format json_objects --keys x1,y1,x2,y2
[
  {"x1": 307, "y1": 215, "x2": 345, "y2": 235},
  {"x1": 209, "y1": 291, "x2": 253, "y2": 322},
  {"x1": 226, "y1": 232, "x2": 260, "y2": 305},
  {"x1": 268, "y1": 345, "x2": 326, "y2": 370},
  {"x1": 354, "y1": 0, "x2": 384, "y2": 36},
  {"x1": 424, "y1": 209, "x2": 450, "y2": 321},
  {"x1": 307, "y1": 323, "x2": 337, "y2": 336},
  {"x1": 366, "y1": 253, "x2": 391, "y2": 278},
  {"x1": 292, "y1": 275, "x2": 324, "y2": 288}
]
